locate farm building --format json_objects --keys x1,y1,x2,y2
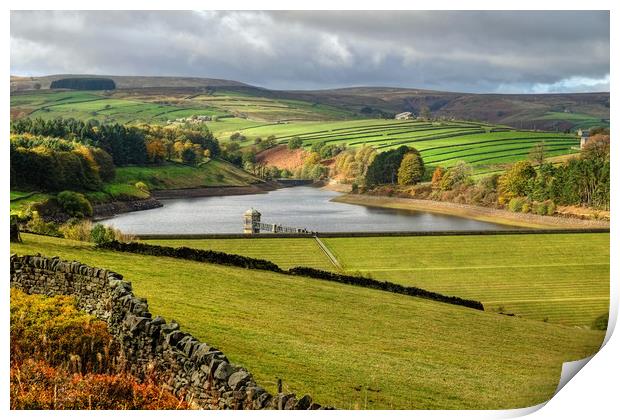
[{"x1": 395, "y1": 111, "x2": 414, "y2": 120}]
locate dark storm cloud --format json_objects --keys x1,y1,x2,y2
[{"x1": 10, "y1": 10, "x2": 610, "y2": 93}]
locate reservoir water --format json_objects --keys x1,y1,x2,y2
[{"x1": 101, "y1": 186, "x2": 515, "y2": 234}]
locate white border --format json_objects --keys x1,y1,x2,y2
[{"x1": 2, "y1": 1, "x2": 616, "y2": 419}]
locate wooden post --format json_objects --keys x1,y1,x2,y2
[{"x1": 277, "y1": 378, "x2": 283, "y2": 393}]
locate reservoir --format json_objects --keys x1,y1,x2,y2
[{"x1": 100, "y1": 186, "x2": 515, "y2": 235}]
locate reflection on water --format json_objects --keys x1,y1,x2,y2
[{"x1": 100, "y1": 186, "x2": 515, "y2": 234}]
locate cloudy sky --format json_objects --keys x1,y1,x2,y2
[{"x1": 10, "y1": 10, "x2": 610, "y2": 93}]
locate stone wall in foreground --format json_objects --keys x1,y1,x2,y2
[{"x1": 10, "y1": 254, "x2": 325, "y2": 410}]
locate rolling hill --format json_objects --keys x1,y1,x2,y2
[
  {"x1": 11, "y1": 233, "x2": 605, "y2": 409},
  {"x1": 10, "y1": 74, "x2": 609, "y2": 130}
]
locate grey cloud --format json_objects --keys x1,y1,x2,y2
[{"x1": 10, "y1": 10, "x2": 610, "y2": 93}]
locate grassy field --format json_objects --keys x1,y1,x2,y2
[
  {"x1": 144, "y1": 237, "x2": 335, "y2": 271},
  {"x1": 10, "y1": 89, "x2": 353, "y2": 125},
  {"x1": 10, "y1": 91, "x2": 226, "y2": 124},
  {"x1": 11, "y1": 233, "x2": 604, "y2": 409},
  {"x1": 146, "y1": 233, "x2": 609, "y2": 328},
  {"x1": 11, "y1": 90, "x2": 584, "y2": 174},
  {"x1": 227, "y1": 119, "x2": 579, "y2": 172},
  {"x1": 84, "y1": 159, "x2": 261, "y2": 203},
  {"x1": 321, "y1": 234, "x2": 609, "y2": 327},
  {"x1": 110, "y1": 159, "x2": 260, "y2": 190},
  {"x1": 9, "y1": 191, "x2": 53, "y2": 212},
  {"x1": 535, "y1": 112, "x2": 609, "y2": 131}
]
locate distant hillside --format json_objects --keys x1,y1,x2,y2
[
  {"x1": 10, "y1": 74, "x2": 250, "y2": 91},
  {"x1": 10, "y1": 74, "x2": 609, "y2": 130}
]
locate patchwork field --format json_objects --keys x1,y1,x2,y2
[
  {"x1": 11, "y1": 233, "x2": 604, "y2": 409},
  {"x1": 10, "y1": 91, "x2": 226, "y2": 124},
  {"x1": 227, "y1": 119, "x2": 580, "y2": 172},
  {"x1": 10, "y1": 89, "x2": 353, "y2": 125},
  {"x1": 147, "y1": 233, "x2": 610, "y2": 327},
  {"x1": 11, "y1": 90, "x2": 583, "y2": 174}
]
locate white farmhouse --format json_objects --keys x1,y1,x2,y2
[{"x1": 395, "y1": 111, "x2": 414, "y2": 120}]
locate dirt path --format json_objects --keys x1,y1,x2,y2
[{"x1": 332, "y1": 194, "x2": 610, "y2": 229}]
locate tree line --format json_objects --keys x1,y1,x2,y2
[{"x1": 10, "y1": 134, "x2": 115, "y2": 191}]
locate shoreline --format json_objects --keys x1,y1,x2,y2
[
  {"x1": 151, "y1": 181, "x2": 280, "y2": 200},
  {"x1": 93, "y1": 181, "x2": 281, "y2": 220},
  {"x1": 332, "y1": 194, "x2": 611, "y2": 229}
]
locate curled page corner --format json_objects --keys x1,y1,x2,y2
[{"x1": 554, "y1": 356, "x2": 595, "y2": 395}]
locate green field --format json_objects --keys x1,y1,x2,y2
[
  {"x1": 10, "y1": 191, "x2": 53, "y2": 212},
  {"x1": 11, "y1": 233, "x2": 604, "y2": 409},
  {"x1": 535, "y1": 112, "x2": 609, "y2": 131},
  {"x1": 144, "y1": 237, "x2": 335, "y2": 270},
  {"x1": 110, "y1": 159, "x2": 260, "y2": 190},
  {"x1": 226, "y1": 119, "x2": 579, "y2": 171},
  {"x1": 146, "y1": 234, "x2": 610, "y2": 328},
  {"x1": 10, "y1": 91, "x2": 226, "y2": 124},
  {"x1": 10, "y1": 89, "x2": 353, "y2": 125}
]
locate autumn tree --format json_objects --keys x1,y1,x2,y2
[
  {"x1": 397, "y1": 151, "x2": 425, "y2": 185},
  {"x1": 431, "y1": 166, "x2": 446, "y2": 188},
  {"x1": 497, "y1": 161, "x2": 537, "y2": 203},
  {"x1": 146, "y1": 139, "x2": 166, "y2": 163}
]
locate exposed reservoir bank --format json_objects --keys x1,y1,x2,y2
[{"x1": 100, "y1": 186, "x2": 517, "y2": 235}]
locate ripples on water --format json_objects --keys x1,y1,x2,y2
[{"x1": 101, "y1": 186, "x2": 515, "y2": 234}]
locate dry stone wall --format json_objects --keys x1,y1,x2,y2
[{"x1": 10, "y1": 253, "x2": 326, "y2": 410}]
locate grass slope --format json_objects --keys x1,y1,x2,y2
[
  {"x1": 143, "y1": 238, "x2": 335, "y2": 271},
  {"x1": 85, "y1": 159, "x2": 261, "y2": 203},
  {"x1": 112, "y1": 159, "x2": 261, "y2": 190},
  {"x1": 144, "y1": 234, "x2": 609, "y2": 327},
  {"x1": 11, "y1": 233, "x2": 603, "y2": 409},
  {"x1": 320, "y1": 234, "x2": 609, "y2": 327}
]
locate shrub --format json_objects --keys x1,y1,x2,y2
[
  {"x1": 532, "y1": 201, "x2": 548, "y2": 216},
  {"x1": 135, "y1": 181, "x2": 149, "y2": 193},
  {"x1": 288, "y1": 137, "x2": 303, "y2": 150},
  {"x1": 521, "y1": 202, "x2": 531, "y2": 213},
  {"x1": 592, "y1": 313, "x2": 608, "y2": 331},
  {"x1": 25, "y1": 212, "x2": 61, "y2": 236},
  {"x1": 10, "y1": 360, "x2": 189, "y2": 410},
  {"x1": 59, "y1": 219, "x2": 93, "y2": 241},
  {"x1": 90, "y1": 224, "x2": 134, "y2": 244},
  {"x1": 10, "y1": 289, "x2": 117, "y2": 374},
  {"x1": 508, "y1": 197, "x2": 525, "y2": 212},
  {"x1": 57, "y1": 191, "x2": 93, "y2": 218},
  {"x1": 431, "y1": 166, "x2": 446, "y2": 188},
  {"x1": 90, "y1": 224, "x2": 116, "y2": 245},
  {"x1": 546, "y1": 200, "x2": 556, "y2": 216}
]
